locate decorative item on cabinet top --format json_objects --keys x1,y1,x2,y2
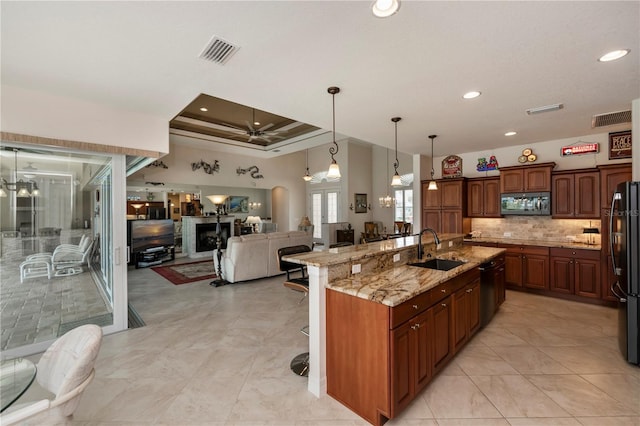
[
  {"x1": 518, "y1": 148, "x2": 537, "y2": 163},
  {"x1": 477, "y1": 156, "x2": 499, "y2": 172},
  {"x1": 561, "y1": 141, "x2": 599, "y2": 156},
  {"x1": 146, "y1": 160, "x2": 168, "y2": 169},
  {"x1": 608, "y1": 130, "x2": 631, "y2": 160},
  {"x1": 442, "y1": 155, "x2": 462, "y2": 178}
]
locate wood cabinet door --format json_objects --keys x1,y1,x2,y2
[
  {"x1": 452, "y1": 289, "x2": 468, "y2": 353},
  {"x1": 552, "y1": 174, "x2": 574, "y2": 217},
  {"x1": 422, "y1": 210, "x2": 441, "y2": 233},
  {"x1": 432, "y1": 297, "x2": 452, "y2": 373},
  {"x1": 413, "y1": 310, "x2": 433, "y2": 395},
  {"x1": 600, "y1": 165, "x2": 632, "y2": 208},
  {"x1": 522, "y1": 254, "x2": 549, "y2": 290},
  {"x1": 524, "y1": 167, "x2": 552, "y2": 192},
  {"x1": 441, "y1": 180, "x2": 463, "y2": 209},
  {"x1": 574, "y1": 172, "x2": 600, "y2": 218},
  {"x1": 467, "y1": 279, "x2": 481, "y2": 337},
  {"x1": 501, "y1": 169, "x2": 523, "y2": 193},
  {"x1": 575, "y1": 257, "x2": 601, "y2": 298},
  {"x1": 391, "y1": 321, "x2": 413, "y2": 414},
  {"x1": 422, "y1": 182, "x2": 441, "y2": 209},
  {"x1": 441, "y1": 209, "x2": 463, "y2": 233},
  {"x1": 504, "y1": 252, "x2": 523, "y2": 287},
  {"x1": 467, "y1": 180, "x2": 483, "y2": 217},
  {"x1": 483, "y1": 179, "x2": 501, "y2": 217},
  {"x1": 550, "y1": 255, "x2": 574, "y2": 294}
]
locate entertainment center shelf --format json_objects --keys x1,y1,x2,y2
[{"x1": 135, "y1": 245, "x2": 175, "y2": 268}]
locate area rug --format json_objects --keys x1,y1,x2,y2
[{"x1": 151, "y1": 260, "x2": 216, "y2": 285}]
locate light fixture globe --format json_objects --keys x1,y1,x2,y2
[
  {"x1": 372, "y1": 0, "x2": 400, "y2": 17},
  {"x1": 391, "y1": 173, "x2": 402, "y2": 186}
]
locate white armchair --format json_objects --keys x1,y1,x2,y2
[{"x1": 0, "y1": 324, "x2": 103, "y2": 425}]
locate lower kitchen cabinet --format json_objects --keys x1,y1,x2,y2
[
  {"x1": 550, "y1": 248, "x2": 601, "y2": 298},
  {"x1": 326, "y1": 268, "x2": 481, "y2": 426},
  {"x1": 453, "y1": 278, "x2": 480, "y2": 353},
  {"x1": 500, "y1": 244, "x2": 549, "y2": 290}
]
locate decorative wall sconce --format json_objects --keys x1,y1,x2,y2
[
  {"x1": 192, "y1": 159, "x2": 220, "y2": 174},
  {"x1": 236, "y1": 166, "x2": 264, "y2": 179},
  {"x1": 147, "y1": 160, "x2": 168, "y2": 169},
  {"x1": 249, "y1": 202, "x2": 262, "y2": 209}
]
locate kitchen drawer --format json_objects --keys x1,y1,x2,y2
[
  {"x1": 390, "y1": 290, "x2": 432, "y2": 329},
  {"x1": 550, "y1": 247, "x2": 600, "y2": 260},
  {"x1": 499, "y1": 244, "x2": 549, "y2": 257}
]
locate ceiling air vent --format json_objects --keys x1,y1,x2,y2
[
  {"x1": 199, "y1": 36, "x2": 239, "y2": 65},
  {"x1": 591, "y1": 110, "x2": 632, "y2": 128}
]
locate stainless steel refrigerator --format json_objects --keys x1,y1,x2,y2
[{"x1": 609, "y1": 181, "x2": 640, "y2": 365}]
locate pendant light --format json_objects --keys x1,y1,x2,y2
[
  {"x1": 326, "y1": 86, "x2": 341, "y2": 178},
  {"x1": 302, "y1": 149, "x2": 313, "y2": 182},
  {"x1": 379, "y1": 148, "x2": 394, "y2": 208},
  {"x1": 1, "y1": 148, "x2": 31, "y2": 197},
  {"x1": 391, "y1": 117, "x2": 402, "y2": 186},
  {"x1": 428, "y1": 135, "x2": 438, "y2": 190}
]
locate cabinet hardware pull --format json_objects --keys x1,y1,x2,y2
[
  {"x1": 499, "y1": 268, "x2": 504, "y2": 272},
  {"x1": 411, "y1": 324, "x2": 420, "y2": 330},
  {"x1": 412, "y1": 304, "x2": 418, "y2": 309},
  {"x1": 441, "y1": 303, "x2": 447, "y2": 307},
  {"x1": 466, "y1": 288, "x2": 473, "y2": 293},
  {"x1": 441, "y1": 289, "x2": 447, "y2": 293}
]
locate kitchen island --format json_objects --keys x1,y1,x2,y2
[{"x1": 282, "y1": 234, "x2": 505, "y2": 425}]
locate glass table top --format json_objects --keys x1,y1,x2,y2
[{"x1": 0, "y1": 358, "x2": 37, "y2": 412}]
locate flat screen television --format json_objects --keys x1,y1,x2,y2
[{"x1": 128, "y1": 219, "x2": 174, "y2": 252}]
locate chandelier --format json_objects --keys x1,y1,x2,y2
[{"x1": 0, "y1": 148, "x2": 39, "y2": 198}]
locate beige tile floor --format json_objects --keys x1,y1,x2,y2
[{"x1": 17, "y1": 261, "x2": 640, "y2": 425}]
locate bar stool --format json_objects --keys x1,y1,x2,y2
[{"x1": 277, "y1": 245, "x2": 312, "y2": 376}]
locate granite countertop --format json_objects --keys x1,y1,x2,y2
[
  {"x1": 326, "y1": 245, "x2": 505, "y2": 307},
  {"x1": 464, "y1": 237, "x2": 601, "y2": 251},
  {"x1": 283, "y1": 233, "x2": 463, "y2": 267}
]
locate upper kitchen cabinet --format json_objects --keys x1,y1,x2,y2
[
  {"x1": 467, "y1": 177, "x2": 500, "y2": 218},
  {"x1": 500, "y1": 163, "x2": 555, "y2": 193},
  {"x1": 598, "y1": 163, "x2": 632, "y2": 208},
  {"x1": 421, "y1": 178, "x2": 470, "y2": 234},
  {"x1": 552, "y1": 169, "x2": 600, "y2": 219}
]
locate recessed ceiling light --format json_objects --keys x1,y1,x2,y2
[
  {"x1": 372, "y1": 0, "x2": 400, "y2": 18},
  {"x1": 505, "y1": 131, "x2": 517, "y2": 137},
  {"x1": 598, "y1": 49, "x2": 630, "y2": 62},
  {"x1": 463, "y1": 91, "x2": 481, "y2": 99},
  {"x1": 200, "y1": 107, "x2": 208, "y2": 112}
]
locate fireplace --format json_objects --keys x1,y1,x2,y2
[{"x1": 196, "y1": 222, "x2": 231, "y2": 252}]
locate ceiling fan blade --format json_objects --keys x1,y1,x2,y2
[
  {"x1": 258, "y1": 123, "x2": 274, "y2": 132},
  {"x1": 245, "y1": 121, "x2": 255, "y2": 132}
]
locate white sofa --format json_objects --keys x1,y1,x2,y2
[{"x1": 214, "y1": 230, "x2": 313, "y2": 283}]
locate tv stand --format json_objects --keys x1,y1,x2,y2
[{"x1": 135, "y1": 245, "x2": 175, "y2": 268}]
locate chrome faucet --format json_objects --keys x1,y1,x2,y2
[{"x1": 417, "y1": 228, "x2": 440, "y2": 260}]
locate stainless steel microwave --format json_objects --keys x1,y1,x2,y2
[{"x1": 500, "y1": 192, "x2": 551, "y2": 215}]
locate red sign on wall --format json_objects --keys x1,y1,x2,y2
[{"x1": 561, "y1": 143, "x2": 599, "y2": 156}]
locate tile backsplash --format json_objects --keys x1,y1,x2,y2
[{"x1": 471, "y1": 217, "x2": 601, "y2": 245}]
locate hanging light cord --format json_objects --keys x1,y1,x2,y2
[
  {"x1": 328, "y1": 87, "x2": 340, "y2": 161},
  {"x1": 429, "y1": 135, "x2": 436, "y2": 179}
]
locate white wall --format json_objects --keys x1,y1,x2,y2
[
  {"x1": 432, "y1": 131, "x2": 633, "y2": 178},
  {"x1": 1, "y1": 85, "x2": 169, "y2": 153},
  {"x1": 129, "y1": 141, "x2": 307, "y2": 231}
]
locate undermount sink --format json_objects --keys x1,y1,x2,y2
[{"x1": 408, "y1": 258, "x2": 465, "y2": 271}]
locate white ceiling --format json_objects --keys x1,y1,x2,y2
[{"x1": 2, "y1": 1, "x2": 638, "y2": 158}]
